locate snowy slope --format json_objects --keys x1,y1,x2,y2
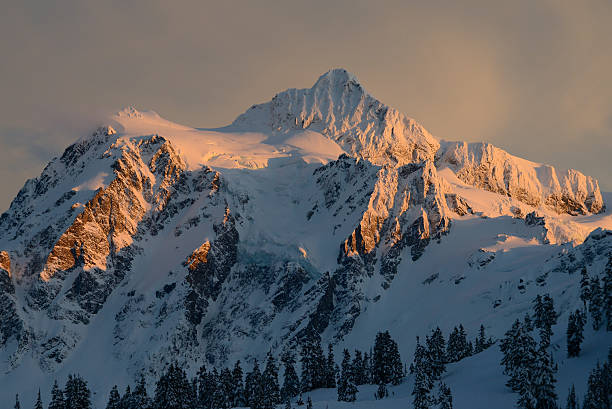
[{"x1": 0, "y1": 69, "x2": 610, "y2": 407}]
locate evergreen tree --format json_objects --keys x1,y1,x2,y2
[
  {"x1": 14, "y1": 394, "x2": 20, "y2": 409},
  {"x1": 211, "y1": 368, "x2": 227, "y2": 409},
  {"x1": 603, "y1": 258, "x2": 612, "y2": 331},
  {"x1": 589, "y1": 277, "x2": 604, "y2": 330},
  {"x1": 372, "y1": 330, "x2": 403, "y2": 385},
  {"x1": 500, "y1": 319, "x2": 538, "y2": 409},
  {"x1": 325, "y1": 344, "x2": 336, "y2": 388},
  {"x1": 337, "y1": 349, "x2": 358, "y2": 402},
  {"x1": 532, "y1": 348, "x2": 557, "y2": 409},
  {"x1": 299, "y1": 332, "x2": 326, "y2": 392},
  {"x1": 363, "y1": 351, "x2": 372, "y2": 384},
  {"x1": 131, "y1": 375, "x2": 152, "y2": 409},
  {"x1": 351, "y1": 350, "x2": 365, "y2": 386},
  {"x1": 232, "y1": 360, "x2": 245, "y2": 407},
  {"x1": 218, "y1": 368, "x2": 235, "y2": 409},
  {"x1": 196, "y1": 365, "x2": 214, "y2": 409},
  {"x1": 475, "y1": 324, "x2": 493, "y2": 353},
  {"x1": 64, "y1": 375, "x2": 91, "y2": 409},
  {"x1": 284, "y1": 399, "x2": 292, "y2": 409},
  {"x1": 567, "y1": 309, "x2": 585, "y2": 358},
  {"x1": 262, "y1": 353, "x2": 281, "y2": 409},
  {"x1": 152, "y1": 364, "x2": 192, "y2": 409},
  {"x1": 533, "y1": 294, "x2": 557, "y2": 348},
  {"x1": 305, "y1": 396, "x2": 313, "y2": 409},
  {"x1": 447, "y1": 325, "x2": 471, "y2": 362},
  {"x1": 34, "y1": 390, "x2": 44, "y2": 409},
  {"x1": 245, "y1": 360, "x2": 263, "y2": 409},
  {"x1": 412, "y1": 338, "x2": 434, "y2": 409},
  {"x1": 426, "y1": 327, "x2": 446, "y2": 380},
  {"x1": 120, "y1": 385, "x2": 132, "y2": 409},
  {"x1": 281, "y1": 351, "x2": 300, "y2": 401},
  {"x1": 580, "y1": 267, "x2": 591, "y2": 309},
  {"x1": 582, "y1": 362, "x2": 610, "y2": 409},
  {"x1": 48, "y1": 380, "x2": 65, "y2": 409},
  {"x1": 565, "y1": 385, "x2": 577, "y2": 409},
  {"x1": 106, "y1": 386, "x2": 121, "y2": 409},
  {"x1": 438, "y1": 383, "x2": 453, "y2": 409}
]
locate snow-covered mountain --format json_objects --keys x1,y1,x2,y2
[{"x1": 1, "y1": 69, "x2": 610, "y2": 407}]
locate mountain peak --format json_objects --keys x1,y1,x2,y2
[{"x1": 313, "y1": 68, "x2": 361, "y2": 91}]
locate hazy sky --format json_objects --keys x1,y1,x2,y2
[{"x1": 1, "y1": 0, "x2": 611, "y2": 212}]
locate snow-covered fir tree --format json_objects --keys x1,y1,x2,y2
[
  {"x1": 245, "y1": 359, "x2": 263, "y2": 409},
  {"x1": 565, "y1": 385, "x2": 577, "y2": 409},
  {"x1": 325, "y1": 344, "x2": 337, "y2": 388},
  {"x1": 412, "y1": 338, "x2": 434, "y2": 409},
  {"x1": 447, "y1": 325, "x2": 471, "y2": 362},
  {"x1": 426, "y1": 327, "x2": 447, "y2": 380},
  {"x1": 500, "y1": 318, "x2": 538, "y2": 408},
  {"x1": 603, "y1": 258, "x2": 612, "y2": 331},
  {"x1": 589, "y1": 276, "x2": 604, "y2": 330},
  {"x1": 48, "y1": 381, "x2": 65, "y2": 409},
  {"x1": 152, "y1": 364, "x2": 193, "y2": 409},
  {"x1": 281, "y1": 351, "x2": 300, "y2": 401},
  {"x1": 106, "y1": 386, "x2": 121, "y2": 409},
  {"x1": 64, "y1": 374, "x2": 92, "y2": 409},
  {"x1": 567, "y1": 309, "x2": 586, "y2": 357},
  {"x1": 262, "y1": 353, "x2": 281, "y2": 409},
  {"x1": 580, "y1": 267, "x2": 591, "y2": 309},
  {"x1": 33, "y1": 390, "x2": 43, "y2": 409},
  {"x1": 337, "y1": 349, "x2": 357, "y2": 402},
  {"x1": 533, "y1": 294, "x2": 557, "y2": 348},
  {"x1": 232, "y1": 360, "x2": 245, "y2": 407},
  {"x1": 474, "y1": 324, "x2": 494, "y2": 353},
  {"x1": 437, "y1": 382, "x2": 453, "y2": 409}
]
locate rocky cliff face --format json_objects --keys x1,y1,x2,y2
[{"x1": 0, "y1": 69, "x2": 608, "y2": 401}]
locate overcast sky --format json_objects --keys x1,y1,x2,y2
[{"x1": 1, "y1": 0, "x2": 611, "y2": 212}]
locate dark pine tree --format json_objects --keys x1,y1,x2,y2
[
  {"x1": 325, "y1": 344, "x2": 336, "y2": 388},
  {"x1": 197, "y1": 365, "x2": 215, "y2": 409},
  {"x1": 603, "y1": 258, "x2": 612, "y2": 331},
  {"x1": 565, "y1": 385, "x2": 577, "y2": 409},
  {"x1": 412, "y1": 338, "x2": 434, "y2": 409},
  {"x1": 119, "y1": 385, "x2": 132, "y2": 409},
  {"x1": 362, "y1": 351, "x2": 372, "y2": 384},
  {"x1": 245, "y1": 359, "x2": 263, "y2": 409},
  {"x1": 533, "y1": 294, "x2": 557, "y2": 349},
  {"x1": 426, "y1": 327, "x2": 446, "y2": 380},
  {"x1": 351, "y1": 350, "x2": 365, "y2": 386},
  {"x1": 232, "y1": 360, "x2": 245, "y2": 407},
  {"x1": 299, "y1": 332, "x2": 326, "y2": 392},
  {"x1": 106, "y1": 386, "x2": 121, "y2": 409},
  {"x1": 582, "y1": 362, "x2": 609, "y2": 409},
  {"x1": 567, "y1": 309, "x2": 585, "y2": 358},
  {"x1": 375, "y1": 383, "x2": 388, "y2": 400},
  {"x1": 34, "y1": 389, "x2": 43, "y2": 409},
  {"x1": 474, "y1": 324, "x2": 493, "y2": 353},
  {"x1": 500, "y1": 318, "x2": 538, "y2": 409},
  {"x1": 48, "y1": 380, "x2": 65, "y2": 409},
  {"x1": 532, "y1": 348, "x2": 557, "y2": 409},
  {"x1": 14, "y1": 394, "x2": 20, "y2": 409},
  {"x1": 152, "y1": 363, "x2": 193, "y2": 409},
  {"x1": 580, "y1": 267, "x2": 591, "y2": 309},
  {"x1": 438, "y1": 382, "x2": 453, "y2": 409},
  {"x1": 211, "y1": 369, "x2": 228, "y2": 409},
  {"x1": 589, "y1": 276, "x2": 604, "y2": 330},
  {"x1": 219, "y1": 368, "x2": 235, "y2": 409},
  {"x1": 372, "y1": 330, "x2": 403, "y2": 385},
  {"x1": 64, "y1": 375, "x2": 92, "y2": 409},
  {"x1": 281, "y1": 351, "x2": 300, "y2": 401},
  {"x1": 337, "y1": 349, "x2": 358, "y2": 402},
  {"x1": 131, "y1": 375, "x2": 152, "y2": 409},
  {"x1": 306, "y1": 396, "x2": 313, "y2": 409},
  {"x1": 262, "y1": 353, "x2": 281, "y2": 409}
]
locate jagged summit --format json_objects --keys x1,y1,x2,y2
[{"x1": 232, "y1": 68, "x2": 439, "y2": 166}]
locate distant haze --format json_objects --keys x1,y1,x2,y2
[{"x1": 1, "y1": 0, "x2": 611, "y2": 212}]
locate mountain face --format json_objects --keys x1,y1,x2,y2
[{"x1": 0, "y1": 69, "x2": 610, "y2": 405}]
